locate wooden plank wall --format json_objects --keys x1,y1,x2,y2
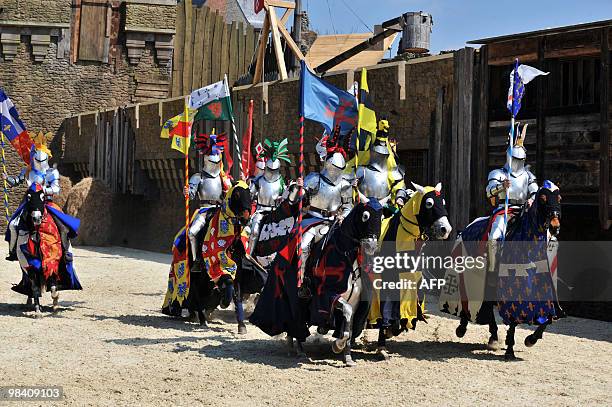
[
  {"x1": 449, "y1": 47, "x2": 475, "y2": 232},
  {"x1": 88, "y1": 108, "x2": 135, "y2": 194},
  {"x1": 171, "y1": 1, "x2": 258, "y2": 97}
]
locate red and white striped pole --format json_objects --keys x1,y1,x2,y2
[{"x1": 296, "y1": 115, "x2": 305, "y2": 287}]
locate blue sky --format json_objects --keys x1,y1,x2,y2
[{"x1": 304, "y1": 0, "x2": 612, "y2": 55}]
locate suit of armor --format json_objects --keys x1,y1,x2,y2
[
  {"x1": 486, "y1": 164, "x2": 537, "y2": 240},
  {"x1": 300, "y1": 151, "x2": 353, "y2": 276},
  {"x1": 247, "y1": 158, "x2": 286, "y2": 254},
  {"x1": 356, "y1": 121, "x2": 408, "y2": 207},
  {"x1": 486, "y1": 123, "x2": 538, "y2": 241},
  {"x1": 5, "y1": 147, "x2": 61, "y2": 260},
  {"x1": 187, "y1": 154, "x2": 225, "y2": 261}
]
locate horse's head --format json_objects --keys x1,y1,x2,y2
[
  {"x1": 409, "y1": 182, "x2": 452, "y2": 240},
  {"x1": 227, "y1": 181, "x2": 252, "y2": 226},
  {"x1": 535, "y1": 180, "x2": 561, "y2": 237},
  {"x1": 25, "y1": 183, "x2": 46, "y2": 227},
  {"x1": 343, "y1": 198, "x2": 383, "y2": 256}
]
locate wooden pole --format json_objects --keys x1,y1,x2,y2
[
  {"x1": 184, "y1": 97, "x2": 190, "y2": 285},
  {"x1": 503, "y1": 59, "x2": 519, "y2": 240},
  {"x1": 0, "y1": 133, "x2": 9, "y2": 225},
  {"x1": 296, "y1": 115, "x2": 304, "y2": 287}
]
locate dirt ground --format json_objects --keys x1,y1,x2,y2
[{"x1": 0, "y1": 246, "x2": 610, "y2": 406}]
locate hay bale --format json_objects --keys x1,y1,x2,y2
[
  {"x1": 53, "y1": 176, "x2": 73, "y2": 209},
  {"x1": 64, "y1": 177, "x2": 113, "y2": 246}
]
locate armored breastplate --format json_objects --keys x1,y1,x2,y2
[
  {"x1": 498, "y1": 171, "x2": 530, "y2": 204},
  {"x1": 28, "y1": 171, "x2": 45, "y2": 186},
  {"x1": 308, "y1": 175, "x2": 343, "y2": 214},
  {"x1": 256, "y1": 177, "x2": 283, "y2": 207},
  {"x1": 197, "y1": 172, "x2": 223, "y2": 204},
  {"x1": 359, "y1": 165, "x2": 389, "y2": 200}
]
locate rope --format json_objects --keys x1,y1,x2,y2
[
  {"x1": 1, "y1": 132, "x2": 9, "y2": 225},
  {"x1": 339, "y1": 0, "x2": 373, "y2": 33}
]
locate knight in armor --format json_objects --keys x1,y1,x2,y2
[
  {"x1": 186, "y1": 132, "x2": 231, "y2": 262},
  {"x1": 247, "y1": 138, "x2": 290, "y2": 255},
  {"x1": 356, "y1": 119, "x2": 408, "y2": 211},
  {"x1": 486, "y1": 123, "x2": 538, "y2": 242},
  {"x1": 299, "y1": 128, "x2": 353, "y2": 280},
  {"x1": 4, "y1": 133, "x2": 60, "y2": 261}
]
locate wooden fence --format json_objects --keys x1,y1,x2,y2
[
  {"x1": 171, "y1": 0, "x2": 258, "y2": 97},
  {"x1": 89, "y1": 108, "x2": 135, "y2": 194}
]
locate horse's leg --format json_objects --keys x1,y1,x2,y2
[
  {"x1": 376, "y1": 328, "x2": 390, "y2": 360},
  {"x1": 504, "y1": 321, "x2": 518, "y2": 361},
  {"x1": 456, "y1": 312, "x2": 469, "y2": 338},
  {"x1": 342, "y1": 316, "x2": 356, "y2": 367},
  {"x1": 331, "y1": 297, "x2": 352, "y2": 354},
  {"x1": 286, "y1": 335, "x2": 294, "y2": 353},
  {"x1": 525, "y1": 317, "x2": 552, "y2": 347},
  {"x1": 30, "y1": 273, "x2": 42, "y2": 318},
  {"x1": 487, "y1": 307, "x2": 499, "y2": 350},
  {"x1": 50, "y1": 276, "x2": 59, "y2": 312},
  {"x1": 197, "y1": 310, "x2": 208, "y2": 328},
  {"x1": 233, "y1": 283, "x2": 247, "y2": 334}
]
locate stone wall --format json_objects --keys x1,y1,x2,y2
[
  {"x1": 0, "y1": 0, "x2": 175, "y2": 236},
  {"x1": 0, "y1": 0, "x2": 72, "y2": 24},
  {"x1": 125, "y1": 2, "x2": 177, "y2": 30}
]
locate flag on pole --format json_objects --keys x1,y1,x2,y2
[
  {"x1": 299, "y1": 60, "x2": 358, "y2": 134},
  {"x1": 166, "y1": 108, "x2": 193, "y2": 155},
  {"x1": 160, "y1": 109, "x2": 195, "y2": 139},
  {"x1": 358, "y1": 68, "x2": 377, "y2": 137},
  {"x1": 0, "y1": 89, "x2": 33, "y2": 163},
  {"x1": 192, "y1": 78, "x2": 234, "y2": 121},
  {"x1": 507, "y1": 63, "x2": 549, "y2": 117},
  {"x1": 240, "y1": 100, "x2": 255, "y2": 179}
]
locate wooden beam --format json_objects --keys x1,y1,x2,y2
[
  {"x1": 475, "y1": 45, "x2": 489, "y2": 218},
  {"x1": 278, "y1": 19, "x2": 304, "y2": 61},
  {"x1": 280, "y1": 9, "x2": 291, "y2": 25},
  {"x1": 229, "y1": 21, "x2": 239, "y2": 84},
  {"x1": 219, "y1": 20, "x2": 230, "y2": 83},
  {"x1": 202, "y1": 7, "x2": 215, "y2": 85},
  {"x1": 536, "y1": 37, "x2": 546, "y2": 179},
  {"x1": 268, "y1": 6, "x2": 288, "y2": 80},
  {"x1": 253, "y1": 14, "x2": 270, "y2": 84},
  {"x1": 192, "y1": 6, "x2": 208, "y2": 88},
  {"x1": 600, "y1": 26, "x2": 611, "y2": 229},
  {"x1": 265, "y1": 0, "x2": 295, "y2": 9},
  {"x1": 171, "y1": 0, "x2": 186, "y2": 96},
  {"x1": 181, "y1": 0, "x2": 193, "y2": 95}
]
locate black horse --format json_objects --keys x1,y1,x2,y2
[
  {"x1": 163, "y1": 182, "x2": 253, "y2": 333},
  {"x1": 250, "y1": 199, "x2": 383, "y2": 366},
  {"x1": 11, "y1": 183, "x2": 81, "y2": 317}
]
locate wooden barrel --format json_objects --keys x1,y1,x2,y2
[{"x1": 399, "y1": 12, "x2": 433, "y2": 54}]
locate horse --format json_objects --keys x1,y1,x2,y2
[
  {"x1": 439, "y1": 181, "x2": 562, "y2": 360},
  {"x1": 162, "y1": 181, "x2": 253, "y2": 333},
  {"x1": 369, "y1": 182, "x2": 452, "y2": 359},
  {"x1": 11, "y1": 183, "x2": 81, "y2": 317},
  {"x1": 250, "y1": 199, "x2": 383, "y2": 366}
]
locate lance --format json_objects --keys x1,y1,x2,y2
[
  {"x1": 183, "y1": 96, "x2": 191, "y2": 293},
  {"x1": 503, "y1": 59, "x2": 520, "y2": 241}
]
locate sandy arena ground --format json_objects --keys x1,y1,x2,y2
[{"x1": 0, "y1": 246, "x2": 610, "y2": 406}]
